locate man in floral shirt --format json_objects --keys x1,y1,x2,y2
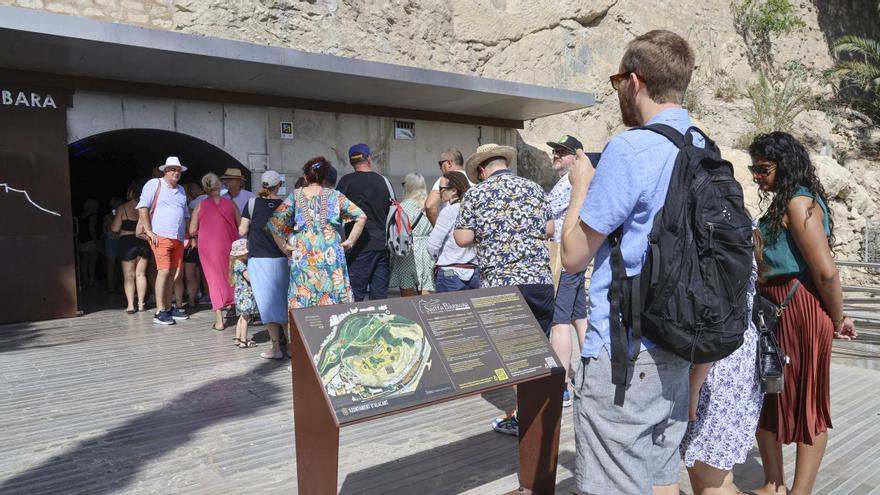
[
  {"x1": 454, "y1": 143, "x2": 555, "y2": 436},
  {"x1": 546, "y1": 134, "x2": 589, "y2": 409}
]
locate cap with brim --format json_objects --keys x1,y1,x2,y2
[
  {"x1": 348, "y1": 143, "x2": 371, "y2": 162},
  {"x1": 464, "y1": 144, "x2": 516, "y2": 184},
  {"x1": 158, "y1": 156, "x2": 188, "y2": 172},
  {"x1": 260, "y1": 170, "x2": 282, "y2": 188},
  {"x1": 546, "y1": 134, "x2": 584, "y2": 155},
  {"x1": 220, "y1": 168, "x2": 245, "y2": 180}
]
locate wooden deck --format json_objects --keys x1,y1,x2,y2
[{"x1": 3, "y1": 292, "x2": 880, "y2": 494}]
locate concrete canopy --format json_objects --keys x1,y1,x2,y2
[{"x1": 0, "y1": 6, "x2": 594, "y2": 126}]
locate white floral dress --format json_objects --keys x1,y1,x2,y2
[{"x1": 679, "y1": 256, "x2": 764, "y2": 470}]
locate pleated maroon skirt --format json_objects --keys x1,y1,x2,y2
[{"x1": 758, "y1": 276, "x2": 833, "y2": 445}]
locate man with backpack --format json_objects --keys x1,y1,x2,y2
[
  {"x1": 561, "y1": 30, "x2": 753, "y2": 494},
  {"x1": 336, "y1": 144, "x2": 394, "y2": 301}
]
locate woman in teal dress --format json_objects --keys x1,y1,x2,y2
[{"x1": 268, "y1": 157, "x2": 366, "y2": 309}]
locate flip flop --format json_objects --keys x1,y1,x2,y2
[
  {"x1": 211, "y1": 325, "x2": 225, "y2": 331},
  {"x1": 124, "y1": 308, "x2": 136, "y2": 314}
]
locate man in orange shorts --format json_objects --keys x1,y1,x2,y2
[{"x1": 138, "y1": 157, "x2": 192, "y2": 325}]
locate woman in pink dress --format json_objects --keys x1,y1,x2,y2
[{"x1": 190, "y1": 172, "x2": 241, "y2": 330}]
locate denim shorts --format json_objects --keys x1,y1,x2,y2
[
  {"x1": 572, "y1": 346, "x2": 690, "y2": 494},
  {"x1": 552, "y1": 270, "x2": 587, "y2": 325}
]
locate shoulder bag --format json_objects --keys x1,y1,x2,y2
[
  {"x1": 753, "y1": 278, "x2": 801, "y2": 394},
  {"x1": 135, "y1": 181, "x2": 162, "y2": 241}
]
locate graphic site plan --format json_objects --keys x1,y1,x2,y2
[{"x1": 316, "y1": 312, "x2": 432, "y2": 402}]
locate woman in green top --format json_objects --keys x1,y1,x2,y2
[{"x1": 749, "y1": 132, "x2": 857, "y2": 495}]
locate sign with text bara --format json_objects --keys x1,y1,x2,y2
[{"x1": 292, "y1": 287, "x2": 560, "y2": 424}]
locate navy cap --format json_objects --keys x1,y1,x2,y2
[{"x1": 348, "y1": 143, "x2": 371, "y2": 162}]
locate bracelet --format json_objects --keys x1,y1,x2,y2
[{"x1": 833, "y1": 313, "x2": 848, "y2": 327}]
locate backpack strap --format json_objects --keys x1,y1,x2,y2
[
  {"x1": 608, "y1": 226, "x2": 639, "y2": 389},
  {"x1": 632, "y1": 123, "x2": 686, "y2": 148},
  {"x1": 411, "y1": 211, "x2": 424, "y2": 230},
  {"x1": 246, "y1": 197, "x2": 256, "y2": 218}
]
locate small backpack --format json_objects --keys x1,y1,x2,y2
[
  {"x1": 608, "y1": 124, "x2": 754, "y2": 389},
  {"x1": 386, "y1": 200, "x2": 423, "y2": 257}
]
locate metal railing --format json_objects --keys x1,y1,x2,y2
[{"x1": 837, "y1": 260, "x2": 880, "y2": 294}]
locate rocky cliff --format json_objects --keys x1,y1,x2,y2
[{"x1": 4, "y1": 0, "x2": 880, "y2": 281}]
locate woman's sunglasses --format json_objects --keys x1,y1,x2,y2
[{"x1": 748, "y1": 165, "x2": 774, "y2": 175}]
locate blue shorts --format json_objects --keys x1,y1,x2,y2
[
  {"x1": 517, "y1": 283, "x2": 555, "y2": 337},
  {"x1": 552, "y1": 270, "x2": 587, "y2": 325}
]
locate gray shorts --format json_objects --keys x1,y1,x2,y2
[{"x1": 572, "y1": 346, "x2": 690, "y2": 494}]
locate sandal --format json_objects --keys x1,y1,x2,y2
[
  {"x1": 238, "y1": 339, "x2": 257, "y2": 348},
  {"x1": 138, "y1": 303, "x2": 146, "y2": 312},
  {"x1": 211, "y1": 324, "x2": 225, "y2": 331},
  {"x1": 260, "y1": 339, "x2": 283, "y2": 360},
  {"x1": 124, "y1": 308, "x2": 136, "y2": 314}
]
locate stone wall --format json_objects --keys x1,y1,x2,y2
[{"x1": 4, "y1": 0, "x2": 880, "y2": 276}]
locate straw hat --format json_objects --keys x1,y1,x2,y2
[
  {"x1": 158, "y1": 156, "x2": 187, "y2": 172},
  {"x1": 465, "y1": 144, "x2": 516, "y2": 183},
  {"x1": 230, "y1": 239, "x2": 249, "y2": 256},
  {"x1": 220, "y1": 168, "x2": 245, "y2": 181}
]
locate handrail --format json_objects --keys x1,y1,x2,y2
[{"x1": 837, "y1": 261, "x2": 880, "y2": 269}]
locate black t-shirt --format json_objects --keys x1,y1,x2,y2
[
  {"x1": 336, "y1": 171, "x2": 392, "y2": 255},
  {"x1": 243, "y1": 197, "x2": 286, "y2": 259}
]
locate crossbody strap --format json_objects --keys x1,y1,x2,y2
[
  {"x1": 148, "y1": 180, "x2": 162, "y2": 218},
  {"x1": 777, "y1": 277, "x2": 802, "y2": 316}
]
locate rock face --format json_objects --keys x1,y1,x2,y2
[{"x1": 3, "y1": 0, "x2": 879, "y2": 275}]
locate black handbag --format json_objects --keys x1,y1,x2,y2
[{"x1": 752, "y1": 279, "x2": 801, "y2": 394}]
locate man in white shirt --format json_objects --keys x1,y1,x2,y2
[
  {"x1": 546, "y1": 134, "x2": 588, "y2": 408},
  {"x1": 220, "y1": 168, "x2": 255, "y2": 213},
  {"x1": 425, "y1": 148, "x2": 472, "y2": 225},
  {"x1": 138, "y1": 156, "x2": 191, "y2": 325}
]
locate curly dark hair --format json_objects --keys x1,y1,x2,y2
[
  {"x1": 748, "y1": 131, "x2": 835, "y2": 249},
  {"x1": 302, "y1": 156, "x2": 331, "y2": 186}
]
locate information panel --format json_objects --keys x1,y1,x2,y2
[{"x1": 291, "y1": 287, "x2": 560, "y2": 424}]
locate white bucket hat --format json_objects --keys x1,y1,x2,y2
[{"x1": 159, "y1": 156, "x2": 187, "y2": 172}]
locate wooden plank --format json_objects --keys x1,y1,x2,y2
[{"x1": 3, "y1": 302, "x2": 880, "y2": 494}]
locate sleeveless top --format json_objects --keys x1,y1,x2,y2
[
  {"x1": 120, "y1": 205, "x2": 138, "y2": 232},
  {"x1": 758, "y1": 186, "x2": 831, "y2": 280}
]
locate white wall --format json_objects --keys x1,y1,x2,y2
[{"x1": 66, "y1": 90, "x2": 513, "y2": 196}]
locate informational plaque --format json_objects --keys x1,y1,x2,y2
[{"x1": 291, "y1": 286, "x2": 560, "y2": 424}]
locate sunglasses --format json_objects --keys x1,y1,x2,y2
[
  {"x1": 439, "y1": 186, "x2": 452, "y2": 192},
  {"x1": 748, "y1": 164, "x2": 774, "y2": 175},
  {"x1": 609, "y1": 72, "x2": 641, "y2": 91},
  {"x1": 552, "y1": 149, "x2": 573, "y2": 157}
]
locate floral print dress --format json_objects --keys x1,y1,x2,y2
[
  {"x1": 267, "y1": 187, "x2": 364, "y2": 309},
  {"x1": 679, "y1": 256, "x2": 763, "y2": 470},
  {"x1": 232, "y1": 259, "x2": 259, "y2": 316}
]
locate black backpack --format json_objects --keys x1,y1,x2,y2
[{"x1": 608, "y1": 124, "x2": 754, "y2": 388}]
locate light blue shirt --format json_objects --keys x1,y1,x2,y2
[
  {"x1": 137, "y1": 178, "x2": 190, "y2": 241},
  {"x1": 579, "y1": 108, "x2": 704, "y2": 359}
]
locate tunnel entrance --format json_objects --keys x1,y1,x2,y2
[{"x1": 68, "y1": 129, "x2": 249, "y2": 313}]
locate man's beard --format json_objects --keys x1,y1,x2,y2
[{"x1": 618, "y1": 87, "x2": 639, "y2": 127}]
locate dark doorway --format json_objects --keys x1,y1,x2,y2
[{"x1": 68, "y1": 129, "x2": 248, "y2": 312}]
